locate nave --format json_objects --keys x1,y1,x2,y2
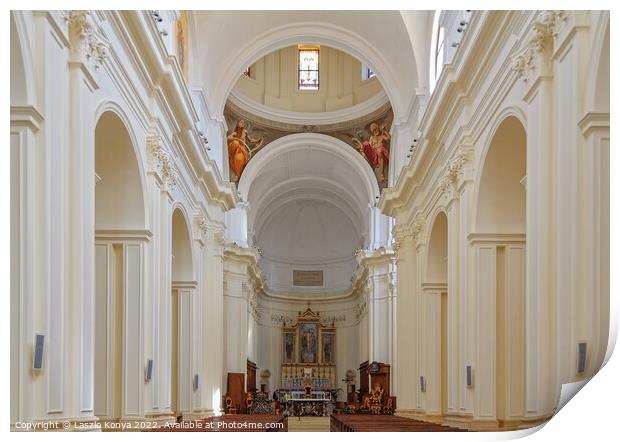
[{"x1": 9, "y1": 9, "x2": 609, "y2": 433}]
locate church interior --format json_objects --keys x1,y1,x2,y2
[{"x1": 9, "y1": 9, "x2": 610, "y2": 433}]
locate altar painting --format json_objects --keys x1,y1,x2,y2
[{"x1": 299, "y1": 322, "x2": 318, "y2": 364}]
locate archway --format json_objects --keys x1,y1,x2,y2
[
  {"x1": 170, "y1": 207, "x2": 195, "y2": 418},
  {"x1": 189, "y1": 11, "x2": 420, "y2": 123},
  {"x1": 94, "y1": 110, "x2": 146, "y2": 421},
  {"x1": 425, "y1": 211, "x2": 448, "y2": 417},
  {"x1": 474, "y1": 115, "x2": 526, "y2": 426}
]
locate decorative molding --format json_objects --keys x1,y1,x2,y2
[
  {"x1": 271, "y1": 313, "x2": 294, "y2": 326},
  {"x1": 578, "y1": 112, "x2": 610, "y2": 137},
  {"x1": 10, "y1": 105, "x2": 44, "y2": 131},
  {"x1": 146, "y1": 134, "x2": 179, "y2": 190},
  {"x1": 64, "y1": 10, "x2": 109, "y2": 69},
  {"x1": 438, "y1": 144, "x2": 474, "y2": 197},
  {"x1": 320, "y1": 314, "x2": 346, "y2": 327},
  {"x1": 512, "y1": 10, "x2": 568, "y2": 81},
  {"x1": 193, "y1": 212, "x2": 209, "y2": 245},
  {"x1": 228, "y1": 88, "x2": 390, "y2": 127}
]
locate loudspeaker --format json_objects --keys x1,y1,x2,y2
[
  {"x1": 466, "y1": 365, "x2": 473, "y2": 388},
  {"x1": 193, "y1": 374, "x2": 199, "y2": 391},
  {"x1": 419, "y1": 376, "x2": 426, "y2": 392},
  {"x1": 33, "y1": 334, "x2": 45, "y2": 370},
  {"x1": 145, "y1": 358, "x2": 154, "y2": 382},
  {"x1": 577, "y1": 342, "x2": 587, "y2": 374}
]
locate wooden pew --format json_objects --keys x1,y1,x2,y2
[{"x1": 330, "y1": 414, "x2": 467, "y2": 432}]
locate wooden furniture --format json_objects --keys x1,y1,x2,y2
[
  {"x1": 330, "y1": 414, "x2": 467, "y2": 432},
  {"x1": 224, "y1": 395, "x2": 237, "y2": 414},
  {"x1": 247, "y1": 359, "x2": 257, "y2": 394},
  {"x1": 358, "y1": 361, "x2": 369, "y2": 399},
  {"x1": 226, "y1": 372, "x2": 246, "y2": 414},
  {"x1": 368, "y1": 361, "x2": 390, "y2": 407}
]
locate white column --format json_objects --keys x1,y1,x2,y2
[
  {"x1": 516, "y1": 21, "x2": 556, "y2": 418},
  {"x1": 421, "y1": 284, "x2": 445, "y2": 418},
  {"x1": 393, "y1": 226, "x2": 417, "y2": 414}
]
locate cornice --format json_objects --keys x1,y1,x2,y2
[
  {"x1": 578, "y1": 112, "x2": 610, "y2": 137},
  {"x1": 468, "y1": 233, "x2": 526, "y2": 245},
  {"x1": 95, "y1": 229, "x2": 153, "y2": 242},
  {"x1": 119, "y1": 11, "x2": 237, "y2": 211},
  {"x1": 228, "y1": 88, "x2": 390, "y2": 127},
  {"x1": 10, "y1": 106, "x2": 44, "y2": 131}
]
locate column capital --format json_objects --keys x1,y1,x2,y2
[
  {"x1": 64, "y1": 10, "x2": 109, "y2": 70},
  {"x1": 193, "y1": 211, "x2": 209, "y2": 247},
  {"x1": 147, "y1": 133, "x2": 179, "y2": 191},
  {"x1": 438, "y1": 143, "x2": 474, "y2": 202},
  {"x1": 512, "y1": 11, "x2": 568, "y2": 84}
]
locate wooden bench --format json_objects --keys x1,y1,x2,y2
[{"x1": 330, "y1": 414, "x2": 466, "y2": 432}]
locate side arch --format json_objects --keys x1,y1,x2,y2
[
  {"x1": 94, "y1": 109, "x2": 147, "y2": 230},
  {"x1": 473, "y1": 112, "x2": 527, "y2": 234}
]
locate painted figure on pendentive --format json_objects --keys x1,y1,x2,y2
[{"x1": 227, "y1": 119, "x2": 263, "y2": 181}]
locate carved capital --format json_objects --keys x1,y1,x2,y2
[
  {"x1": 512, "y1": 10, "x2": 568, "y2": 82},
  {"x1": 64, "y1": 10, "x2": 109, "y2": 69},
  {"x1": 439, "y1": 144, "x2": 473, "y2": 198},
  {"x1": 147, "y1": 134, "x2": 179, "y2": 190},
  {"x1": 193, "y1": 212, "x2": 209, "y2": 244}
]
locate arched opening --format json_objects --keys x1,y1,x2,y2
[
  {"x1": 425, "y1": 211, "x2": 448, "y2": 417},
  {"x1": 476, "y1": 117, "x2": 526, "y2": 233},
  {"x1": 474, "y1": 116, "x2": 526, "y2": 426},
  {"x1": 239, "y1": 134, "x2": 379, "y2": 295},
  {"x1": 94, "y1": 111, "x2": 146, "y2": 421},
  {"x1": 171, "y1": 208, "x2": 195, "y2": 419}
]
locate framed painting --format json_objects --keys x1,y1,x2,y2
[
  {"x1": 283, "y1": 330, "x2": 296, "y2": 364},
  {"x1": 321, "y1": 331, "x2": 335, "y2": 364},
  {"x1": 299, "y1": 322, "x2": 318, "y2": 364}
]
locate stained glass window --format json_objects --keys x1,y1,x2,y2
[{"x1": 299, "y1": 48, "x2": 319, "y2": 90}]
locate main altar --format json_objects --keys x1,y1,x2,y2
[{"x1": 277, "y1": 307, "x2": 336, "y2": 416}]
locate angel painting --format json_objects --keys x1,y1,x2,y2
[
  {"x1": 227, "y1": 119, "x2": 263, "y2": 182},
  {"x1": 352, "y1": 115, "x2": 392, "y2": 182}
]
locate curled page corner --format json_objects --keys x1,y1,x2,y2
[{"x1": 556, "y1": 379, "x2": 590, "y2": 414}]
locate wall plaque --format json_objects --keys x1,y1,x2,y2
[{"x1": 293, "y1": 270, "x2": 323, "y2": 286}]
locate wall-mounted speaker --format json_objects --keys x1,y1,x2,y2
[
  {"x1": 145, "y1": 358, "x2": 154, "y2": 382},
  {"x1": 466, "y1": 365, "x2": 473, "y2": 388},
  {"x1": 194, "y1": 374, "x2": 199, "y2": 391},
  {"x1": 420, "y1": 375, "x2": 426, "y2": 392},
  {"x1": 33, "y1": 334, "x2": 45, "y2": 370},
  {"x1": 577, "y1": 342, "x2": 587, "y2": 374}
]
